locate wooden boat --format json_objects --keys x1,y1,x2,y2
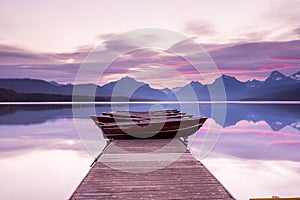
[
  {"x1": 115, "y1": 109, "x2": 179, "y2": 114},
  {"x1": 99, "y1": 118, "x2": 207, "y2": 139},
  {"x1": 91, "y1": 114, "x2": 193, "y2": 124},
  {"x1": 91, "y1": 109, "x2": 207, "y2": 139},
  {"x1": 102, "y1": 111, "x2": 184, "y2": 118},
  {"x1": 100, "y1": 124, "x2": 204, "y2": 139}
]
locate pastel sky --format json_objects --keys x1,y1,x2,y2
[{"x1": 1, "y1": 0, "x2": 300, "y2": 88}]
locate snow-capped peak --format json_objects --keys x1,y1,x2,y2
[
  {"x1": 267, "y1": 71, "x2": 286, "y2": 81},
  {"x1": 290, "y1": 71, "x2": 300, "y2": 81}
]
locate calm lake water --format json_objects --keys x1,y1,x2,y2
[{"x1": 0, "y1": 103, "x2": 299, "y2": 199}]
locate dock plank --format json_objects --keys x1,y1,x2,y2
[{"x1": 70, "y1": 139, "x2": 235, "y2": 199}]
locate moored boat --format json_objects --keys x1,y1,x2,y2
[
  {"x1": 91, "y1": 109, "x2": 207, "y2": 139},
  {"x1": 91, "y1": 114, "x2": 193, "y2": 124},
  {"x1": 102, "y1": 111, "x2": 184, "y2": 118}
]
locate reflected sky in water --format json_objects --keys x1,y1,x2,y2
[
  {"x1": 0, "y1": 117, "x2": 92, "y2": 200},
  {"x1": 0, "y1": 103, "x2": 299, "y2": 199},
  {"x1": 190, "y1": 117, "x2": 300, "y2": 199}
]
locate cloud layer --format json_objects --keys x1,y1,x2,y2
[{"x1": 1, "y1": 38, "x2": 300, "y2": 87}]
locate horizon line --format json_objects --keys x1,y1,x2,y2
[{"x1": 1, "y1": 101, "x2": 299, "y2": 105}]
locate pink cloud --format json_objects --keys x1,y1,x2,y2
[
  {"x1": 268, "y1": 141, "x2": 300, "y2": 146},
  {"x1": 267, "y1": 56, "x2": 300, "y2": 61},
  {"x1": 162, "y1": 61, "x2": 212, "y2": 67},
  {"x1": 197, "y1": 127, "x2": 300, "y2": 140},
  {"x1": 1, "y1": 39, "x2": 300, "y2": 85}
]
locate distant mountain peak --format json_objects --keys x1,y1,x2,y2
[
  {"x1": 221, "y1": 74, "x2": 230, "y2": 78},
  {"x1": 270, "y1": 70, "x2": 283, "y2": 75},
  {"x1": 290, "y1": 71, "x2": 300, "y2": 81},
  {"x1": 265, "y1": 71, "x2": 287, "y2": 82},
  {"x1": 270, "y1": 71, "x2": 285, "y2": 79},
  {"x1": 119, "y1": 76, "x2": 146, "y2": 86},
  {"x1": 49, "y1": 81, "x2": 64, "y2": 86},
  {"x1": 120, "y1": 76, "x2": 136, "y2": 81},
  {"x1": 219, "y1": 74, "x2": 240, "y2": 82},
  {"x1": 216, "y1": 74, "x2": 242, "y2": 84},
  {"x1": 190, "y1": 80, "x2": 203, "y2": 85},
  {"x1": 221, "y1": 74, "x2": 233, "y2": 78},
  {"x1": 102, "y1": 76, "x2": 145, "y2": 92}
]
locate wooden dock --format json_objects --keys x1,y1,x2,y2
[{"x1": 70, "y1": 139, "x2": 235, "y2": 199}]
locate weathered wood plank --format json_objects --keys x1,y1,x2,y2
[{"x1": 70, "y1": 139, "x2": 235, "y2": 199}]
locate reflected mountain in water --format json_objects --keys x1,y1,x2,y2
[
  {"x1": 207, "y1": 104, "x2": 300, "y2": 131},
  {"x1": 0, "y1": 105, "x2": 73, "y2": 125},
  {"x1": 0, "y1": 103, "x2": 299, "y2": 132}
]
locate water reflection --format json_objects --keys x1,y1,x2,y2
[
  {"x1": 0, "y1": 103, "x2": 299, "y2": 199},
  {"x1": 191, "y1": 119, "x2": 300, "y2": 162},
  {"x1": 0, "y1": 116, "x2": 91, "y2": 199},
  {"x1": 202, "y1": 155, "x2": 300, "y2": 199},
  {"x1": 0, "y1": 149, "x2": 90, "y2": 200},
  {"x1": 188, "y1": 104, "x2": 300, "y2": 199},
  {"x1": 0, "y1": 118, "x2": 86, "y2": 158},
  {"x1": 1, "y1": 104, "x2": 299, "y2": 131}
]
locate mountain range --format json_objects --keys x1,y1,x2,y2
[
  {"x1": 174, "y1": 71, "x2": 300, "y2": 101},
  {"x1": 0, "y1": 70, "x2": 299, "y2": 101}
]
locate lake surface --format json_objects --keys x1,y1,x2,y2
[{"x1": 0, "y1": 103, "x2": 299, "y2": 199}]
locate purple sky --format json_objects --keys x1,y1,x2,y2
[{"x1": 0, "y1": 0, "x2": 300, "y2": 88}]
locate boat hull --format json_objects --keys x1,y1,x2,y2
[
  {"x1": 91, "y1": 109, "x2": 207, "y2": 140},
  {"x1": 91, "y1": 114, "x2": 193, "y2": 124},
  {"x1": 97, "y1": 117, "x2": 207, "y2": 139},
  {"x1": 101, "y1": 124, "x2": 204, "y2": 140}
]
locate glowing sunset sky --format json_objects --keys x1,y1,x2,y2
[{"x1": 0, "y1": 0, "x2": 300, "y2": 88}]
